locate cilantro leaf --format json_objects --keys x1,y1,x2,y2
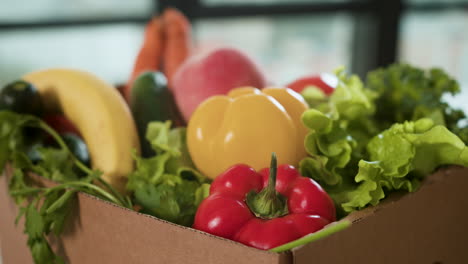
[
  {"x1": 32, "y1": 148, "x2": 79, "y2": 182},
  {"x1": 0, "y1": 111, "x2": 39, "y2": 169},
  {"x1": 1, "y1": 110, "x2": 132, "y2": 264},
  {"x1": 25, "y1": 204, "x2": 45, "y2": 239},
  {"x1": 29, "y1": 238, "x2": 62, "y2": 264}
]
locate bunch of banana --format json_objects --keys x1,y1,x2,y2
[{"x1": 23, "y1": 68, "x2": 140, "y2": 193}]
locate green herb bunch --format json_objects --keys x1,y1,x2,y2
[{"x1": 0, "y1": 111, "x2": 132, "y2": 264}]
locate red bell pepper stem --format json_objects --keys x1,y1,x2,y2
[{"x1": 246, "y1": 153, "x2": 288, "y2": 219}]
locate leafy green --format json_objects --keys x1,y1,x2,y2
[
  {"x1": 1, "y1": 110, "x2": 131, "y2": 264},
  {"x1": 270, "y1": 220, "x2": 352, "y2": 253},
  {"x1": 300, "y1": 86, "x2": 328, "y2": 108},
  {"x1": 300, "y1": 68, "x2": 377, "y2": 187},
  {"x1": 31, "y1": 148, "x2": 80, "y2": 182},
  {"x1": 127, "y1": 121, "x2": 210, "y2": 226},
  {"x1": 300, "y1": 67, "x2": 468, "y2": 216},
  {"x1": 2, "y1": 63, "x2": 466, "y2": 261},
  {"x1": 366, "y1": 63, "x2": 468, "y2": 144},
  {"x1": 330, "y1": 68, "x2": 376, "y2": 121},
  {"x1": 338, "y1": 119, "x2": 468, "y2": 212},
  {"x1": 0, "y1": 111, "x2": 38, "y2": 169}
]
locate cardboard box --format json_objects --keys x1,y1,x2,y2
[{"x1": 1, "y1": 165, "x2": 467, "y2": 264}]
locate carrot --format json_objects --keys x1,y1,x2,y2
[
  {"x1": 123, "y1": 17, "x2": 165, "y2": 102},
  {"x1": 162, "y1": 8, "x2": 193, "y2": 89}
]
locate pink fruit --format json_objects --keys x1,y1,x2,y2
[{"x1": 171, "y1": 47, "x2": 267, "y2": 121}]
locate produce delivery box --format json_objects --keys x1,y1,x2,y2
[
  {"x1": 2, "y1": 64, "x2": 468, "y2": 263},
  {"x1": 2, "y1": 165, "x2": 468, "y2": 264},
  {"x1": 2, "y1": 10, "x2": 468, "y2": 263}
]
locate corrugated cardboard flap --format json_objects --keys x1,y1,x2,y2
[
  {"x1": 2, "y1": 166, "x2": 468, "y2": 264},
  {"x1": 0, "y1": 165, "x2": 292, "y2": 264},
  {"x1": 292, "y1": 166, "x2": 468, "y2": 264}
]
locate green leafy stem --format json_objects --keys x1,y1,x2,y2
[
  {"x1": 270, "y1": 220, "x2": 351, "y2": 252},
  {"x1": 31, "y1": 119, "x2": 132, "y2": 209},
  {"x1": 1, "y1": 112, "x2": 133, "y2": 264}
]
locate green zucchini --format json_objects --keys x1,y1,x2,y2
[{"x1": 130, "y1": 71, "x2": 184, "y2": 157}]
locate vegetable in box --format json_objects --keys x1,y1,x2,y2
[{"x1": 1, "y1": 58, "x2": 468, "y2": 264}]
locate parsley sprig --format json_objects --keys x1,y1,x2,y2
[{"x1": 1, "y1": 111, "x2": 132, "y2": 264}]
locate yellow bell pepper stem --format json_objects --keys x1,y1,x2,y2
[{"x1": 187, "y1": 87, "x2": 308, "y2": 180}]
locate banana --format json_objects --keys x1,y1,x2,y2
[{"x1": 23, "y1": 68, "x2": 140, "y2": 193}]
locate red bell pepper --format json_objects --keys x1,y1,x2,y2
[
  {"x1": 193, "y1": 153, "x2": 336, "y2": 250},
  {"x1": 286, "y1": 73, "x2": 337, "y2": 95}
]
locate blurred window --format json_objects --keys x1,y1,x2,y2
[
  {"x1": 0, "y1": 25, "x2": 144, "y2": 87},
  {"x1": 0, "y1": 0, "x2": 467, "y2": 112},
  {"x1": 194, "y1": 14, "x2": 354, "y2": 85},
  {"x1": 0, "y1": 0, "x2": 153, "y2": 87},
  {"x1": 399, "y1": 6, "x2": 468, "y2": 112},
  {"x1": 407, "y1": 0, "x2": 467, "y2": 3},
  {"x1": 201, "y1": 0, "x2": 352, "y2": 5},
  {"x1": 0, "y1": 0, "x2": 154, "y2": 23}
]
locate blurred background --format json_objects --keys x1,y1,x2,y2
[
  {"x1": 0, "y1": 0, "x2": 467, "y2": 112},
  {"x1": 0, "y1": 1, "x2": 467, "y2": 263}
]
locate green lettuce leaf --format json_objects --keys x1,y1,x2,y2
[
  {"x1": 331, "y1": 68, "x2": 376, "y2": 121},
  {"x1": 300, "y1": 69, "x2": 377, "y2": 187},
  {"x1": 127, "y1": 121, "x2": 210, "y2": 226},
  {"x1": 366, "y1": 63, "x2": 468, "y2": 144},
  {"x1": 300, "y1": 67, "x2": 468, "y2": 216},
  {"x1": 300, "y1": 86, "x2": 328, "y2": 108},
  {"x1": 338, "y1": 118, "x2": 468, "y2": 213}
]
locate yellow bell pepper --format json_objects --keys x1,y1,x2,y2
[{"x1": 187, "y1": 86, "x2": 309, "y2": 180}]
